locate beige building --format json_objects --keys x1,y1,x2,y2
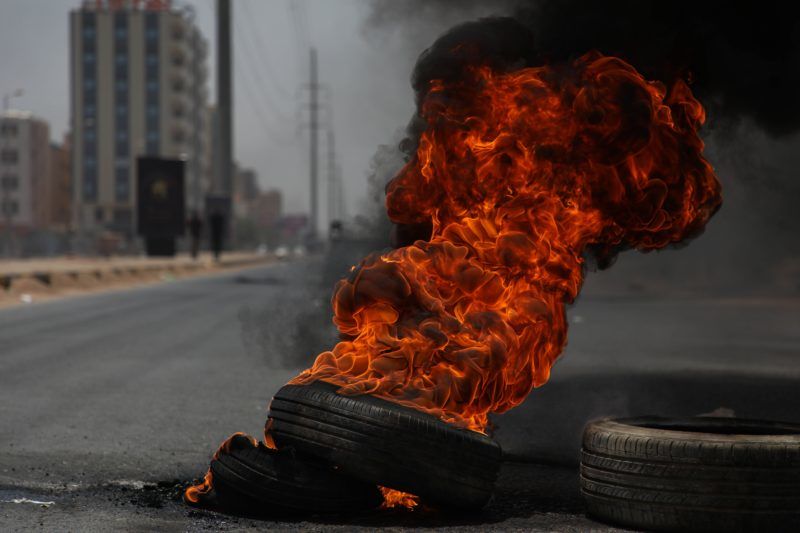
[
  {"x1": 49, "y1": 134, "x2": 73, "y2": 231},
  {"x1": 69, "y1": 0, "x2": 210, "y2": 237},
  {"x1": 0, "y1": 110, "x2": 51, "y2": 232}
]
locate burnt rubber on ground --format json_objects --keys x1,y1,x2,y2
[
  {"x1": 209, "y1": 434, "x2": 382, "y2": 515},
  {"x1": 581, "y1": 416, "x2": 800, "y2": 532},
  {"x1": 268, "y1": 380, "x2": 502, "y2": 510}
]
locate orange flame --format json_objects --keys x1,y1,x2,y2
[
  {"x1": 184, "y1": 432, "x2": 257, "y2": 504},
  {"x1": 291, "y1": 52, "x2": 721, "y2": 432},
  {"x1": 379, "y1": 487, "x2": 420, "y2": 510}
]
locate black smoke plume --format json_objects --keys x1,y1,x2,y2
[{"x1": 401, "y1": 0, "x2": 800, "y2": 137}]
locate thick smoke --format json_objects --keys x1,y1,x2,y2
[
  {"x1": 364, "y1": 0, "x2": 800, "y2": 293},
  {"x1": 376, "y1": 0, "x2": 800, "y2": 137},
  {"x1": 513, "y1": 0, "x2": 800, "y2": 138}
]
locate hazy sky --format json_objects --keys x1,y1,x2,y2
[{"x1": 0, "y1": 0, "x2": 457, "y2": 219}]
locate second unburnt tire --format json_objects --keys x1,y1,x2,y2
[
  {"x1": 581, "y1": 416, "x2": 800, "y2": 532},
  {"x1": 268, "y1": 380, "x2": 502, "y2": 510}
]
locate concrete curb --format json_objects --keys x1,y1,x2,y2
[{"x1": 0, "y1": 254, "x2": 274, "y2": 304}]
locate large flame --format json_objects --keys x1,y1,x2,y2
[
  {"x1": 186, "y1": 52, "x2": 721, "y2": 510},
  {"x1": 291, "y1": 52, "x2": 721, "y2": 431}
]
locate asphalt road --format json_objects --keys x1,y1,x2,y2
[{"x1": 1, "y1": 253, "x2": 798, "y2": 531}]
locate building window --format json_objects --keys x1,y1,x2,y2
[
  {"x1": 82, "y1": 27, "x2": 96, "y2": 40},
  {"x1": 95, "y1": 207, "x2": 104, "y2": 222},
  {"x1": 112, "y1": 208, "x2": 132, "y2": 232},
  {"x1": 1, "y1": 123, "x2": 18, "y2": 137},
  {"x1": 1, "y1": 150, "x2": 18, "y2": 164},
  {"x1": 1, "y1": 200, "x2": 19, "y2": 216},
  {"x1": 115, "y1": 166, "x2": 129, "y2": 202},
  {"x1": 1, "y1": 174, "x2": 18, "y2": 190},
  {"x1": 145, "y1": 11, "x2": 160, "y2": 157},
  {"x1": 83, "y1": 52, "x2": 96, "y2": 64},
  {"x1": 84, "y1": 175, "x2": 96, "y2": 202}
]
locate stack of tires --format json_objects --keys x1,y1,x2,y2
[{"x1": 209, "y1": 380, "x2": 502, "y2": 513}]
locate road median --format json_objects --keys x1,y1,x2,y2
[{"x1": 0, "y1": 253, "x2": 274, "y2": 307}]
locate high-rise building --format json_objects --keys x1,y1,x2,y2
[
  {"x1": 69, "y1": 0, "x2": 210, "y2": 238},
  {"x1": 0, "y1": 110, "x2": 51, "y2": 234}
]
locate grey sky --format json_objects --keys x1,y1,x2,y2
[{"x1": 0, "y1": 0, "x2": 448, "y2": 217}]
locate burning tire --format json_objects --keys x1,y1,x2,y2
[
  {"x1": 267, "y1": 380, "x2": 502, "y2": 510},
  {"x1": 209, "y1": 434, "x2": 382, "y2": 515},
  {"x1": 581, "y1": 417, "x2": 800, "y2": 532}
]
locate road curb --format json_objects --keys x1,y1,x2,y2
[{"x1": 0, "y1": 254, "x2": 274, "y2": 305}]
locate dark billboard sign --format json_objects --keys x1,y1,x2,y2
[{"x1": 136, "y1": 156, "x2": 185, "y2": 237}]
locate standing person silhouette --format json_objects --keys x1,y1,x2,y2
[
  {"x1": 209, "y1": 211, "x2": 225, "y2": 261},
  {"x1": 187, "y1": 211, "x2": 203, "y2": 259}
]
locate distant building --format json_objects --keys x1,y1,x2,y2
[
  {"x1": 237, "y1": 167, "x2": 260, "y2": 203},
  {"x1": 250, "y1": 189, "x2": 282, "y2": 229},
  {"x1": 233, "y1": 166, "x2": 259, "y2": 218},
  {"x1": 0, "y1": 110, "x2": 51, "y2": 232},
  {"x1": 279, "y1": 213, "x2": 308, "y2": 245},
  {"x1": 49, "y1": 134, "x2": 73, "y2": 231},
  {"x1": 69, "y1": 0, "x2": 210, "y2": 238}
]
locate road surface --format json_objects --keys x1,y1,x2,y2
[{"x1": 1, "y1": 254, "x2": 798, "y2": 531}]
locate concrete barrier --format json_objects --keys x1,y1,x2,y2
[
  {"x1": 0, "y1": 253, "x2": 275, "y2": 307},
  {"x1": 8, "y1": 276, "x2": 51, "y2": 296}
]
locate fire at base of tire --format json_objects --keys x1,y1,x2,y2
[
  {"x1": 185, "y1": 381, "x2": 502, "y2": 514},
  {"x1": 184, "y1": 433, "x2": 384, "y2": 515}
]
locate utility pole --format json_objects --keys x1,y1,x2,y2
[
  {"x1": 326, "y1": 127, "x2": 336, "y2": 224},
  {"x1": 217, "y1": 0, "x2": 232, "y2": 199},
  {"x1": 215, "y1": 0, "x2": 233, "y2": 251},
  {"x1": 308, "y1": 47, "x2": 319, "y2": 242},
  {"x1": 337, "y1": 162, "x2": 345, "y2": 222}
]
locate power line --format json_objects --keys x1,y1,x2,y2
[
  {"x1": 233, "y1": 33, "x2": 295, "y2": 145},
  {"x1": 237, "y1": 63, "x2": 295, "y2": 146},
  {"x1": 239, "y1": 0, "x2": 293, "y2": 99},
  {"x1": 232, "y1": 14, "x2": 293, "y2": 125}
]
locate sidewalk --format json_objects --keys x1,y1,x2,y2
[{"x1": 0, "y1": 252, "x2": 274, "y2": 307}]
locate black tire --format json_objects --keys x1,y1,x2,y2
[
  {"x1": 209, "y1": 433, "x2": 382, "y2": 515},
  {"x1": 581, "y1": 416, "x2": 800, "y2": 532},
  {"x1": 267, "y1": 380, "x2": 502, "y2": 510}
]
